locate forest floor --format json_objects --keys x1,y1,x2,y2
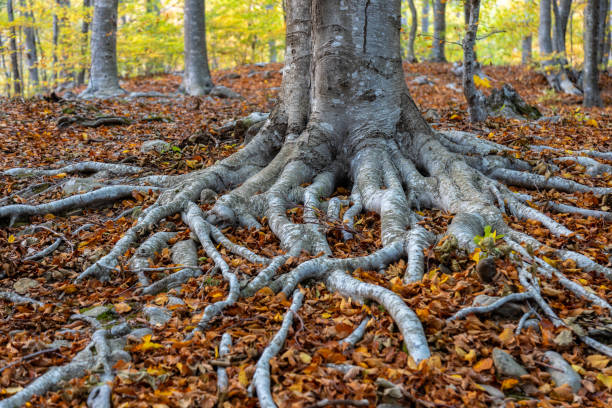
[{"x1": 0, "y1": 63, "x2": 611, "y2": 407}]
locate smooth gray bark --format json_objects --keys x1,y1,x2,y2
[
  {"x1": 182, "y1": 0, "x2": 214, "y2": 96},
  {"x1": 77, "y1": 0, "x2": 91, "y2": 85},
  {"x1": 421, "y1": 0, "x2": 429, "y2": 34},
  {"x1": 7, "y1": 0, "x2": 21, "y2": 95},
  {"x1": 583, "y1": 0, "x2": 602, "y2": 107},
  {"x1": 552, "y1": 0, "x2": 572, "y2": 57},
  {"x1": 80, "y1": 0, "x2": 125, "y2": 98},
  {"x1": 539, "y1": 0, "x2": 554, "y2": 57},
  {"x1": 20, "y1": 0, "x2": 39, "y2": 90},
  {"x1": 406, "y1": 0, "x2": 418, "y2": 62},
  {"x1": 596, "y1": 0, "x2": 610, "y2": 67},
  {"x1": 463, "y1": 0, "x2": 487, "y2": 122},
  {"x1": 431, "y1": 0, "x2": 446, "y2": 62},
  {"x1": 522, "y1": 35, "x2": 533, "y2": 65}
]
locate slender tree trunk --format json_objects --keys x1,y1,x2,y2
[
  {"x1": 269, "y1": 40, "x2": 277, "y2": 63},
  {"x1": 539, "y1": 0, "x2": 554, "y2": 57},
  {"x1": 463, "y1": 0, "x2": 487, "y2": 122},
  {"x1": 0, "y1": 35, "x2": 12, "y2": 96},
  {"x1": 78, "y1": 0, "x2": 92, "y2": 85},
  {"x1": 19, "y1": 0, "x2": 39, "y2": 90},
  {"x1": 522, "y1": 36, "x2": 533, "y2": 65},
  {"x1": 182, "y1": 0, "x2": 213, "y2": 95},
  {"x1": 552, "y1": 0, "x2": 571, "y2": 59},
  {"x1": 421, "y1": 0, "x2": 429, "y2": 34},
  {"x1": 583, "y1": 0, "x2": 602, "y2": 106},
  {"x1": 406, "y1": 0, "x2": 418, "y2": 62},
  {"x1": 596, "y1": 0, "x2": 610, "y2": 67},
  {"x1": 431, "y1": 0, "x2": 446, "y2": 62},
  {"x1": 604, "y1": 1, "x2": 611, "y2": 68},
  {"x1": 80, "y1": 0, "x2": 125, "y2": 98},
  {"x1": 7, "y1": 0, "x2": 22, "y2": 95}
]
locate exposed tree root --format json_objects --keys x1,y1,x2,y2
[
  {"x1": 339, "y1": 316, "x2": 371, "y2": 347},
  {"x1": 2, "y1": 111, "x2": 612, "y2": 406},
  {"x1": 0, "y1": 291, "x2": 43, "y2": 307},
  {"x1": 254, "y1": 290, "x2": 304, "y2": 408}
]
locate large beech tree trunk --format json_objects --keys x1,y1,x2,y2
[
  {"x1": 431, "y1": 0, "x2": 446, "y2": 62},
  {"x1": 182, "y1": 0, "x2": 213, "y2": 96},
  {"x1": 80, "y1": 0, "x2": 125, "y2": 99}
]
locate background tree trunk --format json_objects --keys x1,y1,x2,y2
[
  {"x1": 431, "y1": 0, "x2": 446, "y2": 62},
  {"x1": 539, "y1": 0, "x2": 554, "y2": 58},
  {"x1": 583, "y1": 0, "x2": 602, "y2": 106},
  {"x1": 406, "y1": 0, "x2": 418, "y2": 62},
  {"x1": 7, "y1": 0, "x2": 22, "y2": 95},
  {"x1": 20, "y1": 0, "x2": 39, "y2": 91},
  {"x1": 421, "y1": 0, "x2": 429, "y2": 34},
  {"x1": 77, "y1": 0, "x2": 91, "y2": 86},
  {"x1": 552, "y1": 0, "x2": 572, "y2": 58},
  {"x1": 463, "y1": 0, "x2": 487, "y2": 122},
  {"x1": 522, "y1": 35, "x2": 533, "y2": 65},
  {"x1": 182, "y1": 0, "x2": 213, "y2": 96},
  {"x1": 80, "y1": 0, "x2": 125, "y2": 98},
  {"x1": 596, "y1": 0, "x2": 610, "y2": 67}
]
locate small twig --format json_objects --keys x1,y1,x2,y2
[{"x1": 0, "y1": 347, "x2": 60, "y2": 374}]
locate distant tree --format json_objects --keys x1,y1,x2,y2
[
  {"x1": 406, "y1": 0, "x2": 418, "y2": 62},
  {"x1": 182, "y1": 0, "x2": 213, "y2": 96},
  {"x1": 77, "y1": 0, "x2": 91, "y2": 86},
  {"x1": 20, "y1": 0, "x2": 39, "y2": 90},
  {"x1": 431, "y1": 0, "x2": 446, "y2": 62},
  {"x1": 421, "y1": 0, "x2": 429, "y2": 34},
  {"x1": 7, "y1": 0, "x2": 21, "y2": 95},
  {"x1": 80, "y1": 0, "x2": 125, "y2": 98},
  {"x1": 583, "y1": 0, "x2": 602, "y2": 106},
  {"x1": 462, "y1": 0, "x2": 487, "y2": 122}
]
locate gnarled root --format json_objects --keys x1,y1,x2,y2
[{"x1": 3, "y1": 111, "x2": 612, "y2": 406}]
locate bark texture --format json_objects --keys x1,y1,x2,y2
[
  {"x1": 80, "y1": 0, "x2": 125, "y2": 99},
  {"x1": 182, "y1": 0, "x2": 214, "y2": 96}
]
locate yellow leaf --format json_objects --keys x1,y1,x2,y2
[
  {"x1": 455, "y1": 345, "x2": 467, "y2": 358},
  {"x1": 133, "y1": 335, "x2": 163, "y2": 352},
  {"x1": 321, "y1": 312, "x2": 332, "y2": 319},
  {"x1": 474, "y1": 358, "x2": 493, "y2": 372},
  {"x1": 571, "y1": 364, "x2": 586, "y2": 375},
  {"x1": 586, "y1": 118, "x2": 599, "y2": 127},
  {"x1": 586, "y1": 354, "x2": 610, "y2": 369},
  {"x1": 114, "y1": 302, "x2": 132, "y2": 314},
  {"x1": 54, "y1": 173, "x2": 67, "y2": 178},
  {"x1": 597, "y1": 373, "x2": 612, "y2": 389},
  {"x1": 82, "y1": 133, "x2": 88, "y2": 141},
  {"x1": 1, "y1": 387, "x2": 23, "y2": 395},
  {"x1": 474, "y1": 75, "x2": 491, "y2": 89},
  {"x1": 499, "y1": 327, "x2": 514, "y2": 344},
  {"x1": 542, "y1": 256, "x2": 558, "y2": 268},
  {"x1": 238, "y1": 365, "x2": 249, "y2": 386},
  {"x1": 7, "y1": 235, "x2": 15, "y2": 244},
  {"x1": 44, "y1": 214, "x2": 55, "y2": 220},
  {"x1": 501, "y1": 378, "x2": 519, "y2": 390},
  {"x1": 273, "y1": 312, "x2": 283, "y2": 322},
  {"x1": 470, "y1": 248, "x2": 481, "y2": 263},
  {"x1": 450, "y1": 114, "x2": 461, "y2": 120},
  {"x1": 464, "y1": 349, "x2": 477, "y2": 363},
  {"x1": 299, "y1": 352, "x2": 312, "y2": 364},
  {"x1": 185, "y1": 159, "x2": 198, "y2": 169}
]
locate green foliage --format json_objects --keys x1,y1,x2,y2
[{"x1": 472, "y1": 225, "x2": 507, "y2": 262}]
